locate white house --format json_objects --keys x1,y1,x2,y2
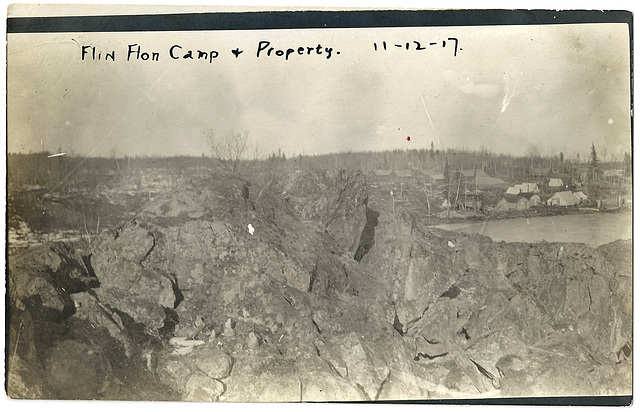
[
  {"x1": 518, "y1": 182, "x2": 540, "y2": 193},
  {"x1": 547, "y1": 191, "x2": 579, "y2": 206},
  {"x1": 507, "y1": 182, "x2": 540, "y2": 195},
  {"x1": 549, "y1": 178, "x2": 564, "y2": 188}
]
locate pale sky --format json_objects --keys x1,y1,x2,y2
[{"x1": 7, "y1": 21, "x2": 632, "y2": 159}]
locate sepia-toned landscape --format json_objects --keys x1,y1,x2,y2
[{"x1": 6, "y1": 7, "x2": 633, "y2": 403}]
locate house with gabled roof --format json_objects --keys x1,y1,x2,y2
[
  {"x1": 547, "y1": 191, "x2": 579, "y2": 206},
  {"x1": 521, "y1": 192, "x2": 542, "y2": 206},
  {"x1": 497, "y1": 195, "x2": 530, "y2": 211}
]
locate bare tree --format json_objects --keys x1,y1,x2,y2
[{"x1": 207, "y1": 129, "x2": 256, "y2": 173}]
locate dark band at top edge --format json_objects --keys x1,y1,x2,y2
[{"x1": 6, "y1": 9, "x2": 633, "y2": 33}]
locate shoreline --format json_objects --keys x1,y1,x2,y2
[{"x1": 423, "y1": 204, "x2": 631, "y2": 227}]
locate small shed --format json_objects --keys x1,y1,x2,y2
[
  {"x1": 506, "y1": 186, "x2": 521, "y2": 195},
  {"x1": 549, "y1": 178, "x2": 564, "y2": 188},
  {"x1": 514, "y1": 196, "x2": 530, "y2": 210},
  {"x1": 497, "y1": 198, "x2": 510, "y2": 211},
  {"x1": 498, "y1": 195, "x2": 529, "y2": 211},
  {"x1": 522, "y1": 192, "x2": 542, "y2": 206}
]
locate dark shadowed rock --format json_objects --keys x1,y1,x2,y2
[
  {"x1": 44, "y1": 339, "x2": 111, "y2": 399},
  {"x1": 9, "y1": 243, "x2": 97, "y2": 316}
]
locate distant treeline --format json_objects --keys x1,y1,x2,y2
[
  {"x1": 277, "y1": 145, "x2": 631, "y2": 183},
  {"x1": 8, "y1": 145, "x2": 631, "y2": 191},
  {"x1": 7, "y1": 153, "x2": 210, "y2": 191}
]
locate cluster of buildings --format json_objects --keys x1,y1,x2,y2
[
  {"x1": 496, "y1": 169, "x2": 594, "y2": 212},
  {"x1": 497, "y1": 193, "x2": 541, "y2": 211},
  {"x1": 497, "y1": 182, "x2": 589, "y2": 211},
  {"x1": 505, "y1": 177, "x2": 567, "y2": 195},
  {"x1": 366, "y1": 167, "x2": 600, "y2": 215},
  {"x1": 365, "y1": 162, "x2": 630, "y2": 218},
  {"x1": 506, "y1": 182, "x2": 540, "y2": 195}
]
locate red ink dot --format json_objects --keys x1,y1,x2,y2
[{"x1": 407, "y1": 136, "x2": 411, "y2": 141}]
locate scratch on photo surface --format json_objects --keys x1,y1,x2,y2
[
  {"x1": 419, "y1": 92, "x2": 440, "y2": 145},
  {"x1": 137, "y1": 69, "x2": 168, "y2": 103},
  {"x1": 47, "y1": 152, "x2": 66, "y2": 158},
  {"x1": 137, "y1": 86, "x2": 154, "y2": 102},
  {"x1": 500, "y1": 72, "x2": 520, "y2": 115}
]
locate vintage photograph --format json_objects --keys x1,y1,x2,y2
[{"x1": 6, "y1": 6, "x2": 633, "y2": 403}]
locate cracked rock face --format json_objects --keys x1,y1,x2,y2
[
  {"x1": 360, "y1": 214, "x2": 632, "y2": 397},
  {"x1": 90, "y1": 224, "x2": 175, "y2": 330},
  {"x1": 6, "y1": 170, "x2": 632, "y2": 401},
  {"x1": 258, "y1": 169, "x2": 369, "y2": 254}
]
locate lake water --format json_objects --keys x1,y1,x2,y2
[{"x1": 435, "y1": 211, "x2": 632, "y2": 247}]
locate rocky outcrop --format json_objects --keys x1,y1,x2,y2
[
  {"x1": 9, "y1": 243, "x2": 98, "y2": 316},
  {"x1": 7, "y1": 171, "x2": 375, "y2": 400},
  {"x1": 6, "y1": 171, "x2": 632, "y2": 401},
  {"x1": 359, "y1": 212, "x2": 632, "y2": 396},
  {"x1": 256, "y1": 170, "x2": 369, "y2": 254}
]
